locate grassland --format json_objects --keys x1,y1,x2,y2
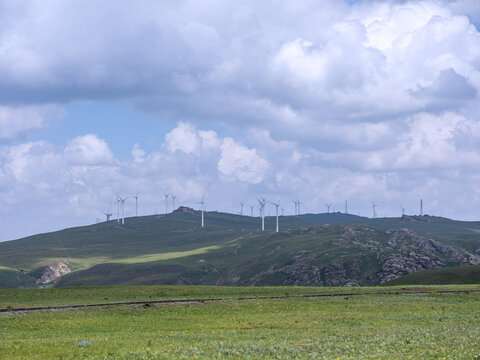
[
  {"x1": 0, "y1": 286, "x2": 479, "y2": 359},
  {"x1": 0, "y1": 284, "x2": 479, "y2": 310}
]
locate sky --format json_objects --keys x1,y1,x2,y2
[{"x1": 1, "y1": 0, "x2": 480, "y2": 241}]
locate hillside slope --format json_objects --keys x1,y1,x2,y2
[{"x1": 1, "y1": 208, "x2": 479, "y2": 288}]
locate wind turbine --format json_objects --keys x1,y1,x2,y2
[
  {"x1": 401, "y1": 206, "x2": 406, "y2": 216},
  {"x1": 325, "y1": 203, "x2": 331, "y2": 213},
  {"x1": 163, "y1": 192, "x2": 170, "y2": 214},
  {"x1": 372, "y1": 201, "x2": 378, "y2": 219},
  {"x1": 420, "y1": 199, "x2": 423, "y2": 216},
  {"x1": 258, "y1": 197, "x2": 267, "y2": 231},
  {"x1": 116, "y1": 195, "x2": 127, "y2": 224},
  {"x1": 103, "y1": 200, "x2": 113, "y2": 222},
  {"x1": 292, "y1": 200, "x2": 298, "y2": 215},
  {"x1": 103, "y1": 212, "x2": 112, "y2": 222},
  {"x1": 249, "y1": 204, "x2": 255, "y2": 217},
  {"x1": 297, "y1": 198, "x2": 302, "y2": 215},
  {"x1": 345, "y1": 200, "x2": 348, "y2": 214},
  {"x1": 270, "y1": 200, "x2": 280, "y2": 232},
  {"x1": 171, "y1": 194, "x2": 176, "y2": 212},
  {"x1": 239, "y1": 202, "x2": 244, "y2": 215},
  {"x1": 133, "y1": 193, "x2": 139, "y2": 217},
  {"x1": 197, "y1": 194, "x2": 205, "y2": 227},
  {"x1": 115, "y1": 195, "x2": 121, "y2": 223}
]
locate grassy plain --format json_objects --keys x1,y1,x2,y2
[
  {"x1": 0, "y1": 289, "x2": 479, "y2": 359},
  {"x1": 1, "y1": 284, "x2": 479, "y2": 310}
]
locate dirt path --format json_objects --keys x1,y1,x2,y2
[{"x1": 1, "y1": 289, "x2": 478, "y2": 315}]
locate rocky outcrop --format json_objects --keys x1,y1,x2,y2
[
  {"x1": 216, "y1": 225, "x2": 480, "y2": 287},
  {"x1": 36, "y1": 261, "x2": 71, "y2": 286}
]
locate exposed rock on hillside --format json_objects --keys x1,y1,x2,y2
[
  {"x1": 36, "y1": 261, "x2": 71, "y2": 286},
  {"x1": 216, "y1": 225, "x2": 480, "y2": 287}
]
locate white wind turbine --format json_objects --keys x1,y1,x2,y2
[
  {"x1": 325, "y1": 203, "x2": 332, "y2": 213},
  {"x1": 103, "y1": 200, "x2": 113, "y2": 222},
  {"x1": 292, "y1": 199, "x2": 298, "y2": 215},
  {"x1": 115, "y1": 195, "x2": 121, "y2": 223},
  {"x1": 372, "y1": 201, "x2": 378, "y2": 219},
  {"x1": 133, "y1": 193, "x2": 139, "y2": 217},
  {"x1": 239, "y1": 202, "x2": 244, "y2": 215},
  {"x1": 171, "y1": 194, "x2": 176, "y2": 212},
  {"x1": 249, "y1": 204, "x2": 255, "y2": 217},
  {"x1": 116, "y1": 195, "x2": 127, "y2": 224},
  {"x1": 270, "y1": 200, "x2": 280, "y2": 233},
  {"x1": 163, "y1": 191, "x2": 170, "y2": 214},
  {"x1": 258, "y1": 197, "x2": 267, "y2": 231},
  {"x1": 197, "y1": 194, "x2": 206, "y2": 227}
]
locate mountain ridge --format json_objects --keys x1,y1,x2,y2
[{"x1": 1, "y1": 209, "x2": 479, "y2": 288}]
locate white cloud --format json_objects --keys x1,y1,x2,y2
[
  {"x1": 165, "y1": 122, "x2": 200, "y2": 154},
  {"x1": 64, "y1": 134, "x2": 114, "y2": 165},
  {"x1": 0, "y1": 105, "x2": 64, "y2": 142},
  {"x1": 1, "y1": 1, "x2": 480, "y2": 240},
  {"x1": 218, "y1": 137, "x2": 268, "y2": 183}
]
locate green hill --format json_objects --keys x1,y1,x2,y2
[
  {"x1": 383, "y1": 264, "x2": 480, "y2": 285},
  {"x1": 0, "y1": 208, "x2": 479, "y2": 288}
]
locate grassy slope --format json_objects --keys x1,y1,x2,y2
[
  {"x1": 1, "y1": 290, "x2": 479, "y2": 359},
  {"x1": 1, "y1": 210, "x2": 479, "y2": 288},
  {"x1": 384, "y1": 264, "x2": 480, "y2": 285}
]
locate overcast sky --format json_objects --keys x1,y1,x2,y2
[{"x1": 1, "y1": 0, "x2": 480, "y2": 241}]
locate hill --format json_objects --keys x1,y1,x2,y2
[
  {"x1": 383, "y1": 264, "x2": 480, "y2": 285},
  {"x1": 0, "y1": 208, "x2": 479, "y2": 288}
]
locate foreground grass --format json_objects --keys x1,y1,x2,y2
[
  {"x1": 1, "y1": 284, "x2": 480, "y2": 309},
  {"x1": 0, "y1": 292, "x2": 479, "y2": 359}
]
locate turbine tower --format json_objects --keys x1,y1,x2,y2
[
  {"x1": 103, "y1": 200, "x2": 113, "y2": 222},
  {"x1": 240, "y1": 202, "x2": 244, "y2": 215},
  {"x1": 163, "y1": 192, "x2": 170, "y2": 214},
  {"x1": 115, "y1": 195, "x2": 121, "y2": 223},
  {"x1": 420, "y1": 199, "x2": 423, "y2": 216},
  {"x1": 258, "y1": 197, "x2": 267, "y2": 231},
  {"x1": 116, "y1": 195, "x2": 127, "y2": 224},
  {"x1": 271, "y1": 200, "x2": 280, "y2": 232},
  {"x1": 292, "y1": 199, "x2": 298, "y2": 215},
  {"x1": 345, "y1": 200, "x2": 348, "y2": 214},
  {"x1": 133, "y1": 193, "x2": 139, "y2": 217},
  {"x1": 197, "y1": 194, "x2": 205, "y2": 227},
  {"x1": 103, "y1": 211, "x2": 112, "y2": 222},
  {"x1": 401, "y1": 206, "x2": 406, "y2": 216},
  {"x1": 372, "y1": 201, "x2": 378, "y2": 219},
  {"x1": 297, "y1": 198, "x2": 302, "y2": 215},
  {"x1": 325, "y1": 203, "x2": 331, "y2": 213},
  {"x1": 171, "y1": 194, "x2": 176, "y2": 212},
  {"x1": 249, "y1": 204, "x2": 255, "y2": 217}
]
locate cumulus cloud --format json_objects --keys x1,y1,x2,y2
[
  {"x1": 218, "y1": 137, "x2": 268, "y2": 183},
  {"x1": 1, "y1": 1, "x2": 480, "y2": 240},
  {"x1": 0, "y1": 105, "x2": 64, "y2": 142},
  {"x1": 64, "y1": 134, "x2": 114, "y2": 165}
]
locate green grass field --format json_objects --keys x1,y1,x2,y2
[
  {"x1": 1, "y1": 284, "x2": 479, "y2": 310},
  {"x1": 1, "y1": 285, "x2": 479, "y2": 359}
]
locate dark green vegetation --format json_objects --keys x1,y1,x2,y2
[
  {"x1": 385, "y1": 264, "x2": 480, "y2": 285},
  {"x1": 0, "y1": 208, "x2": 479, "y2": 288},
  {"x1": 0, "y1": 288, "x2": 479, "y2": 359}
]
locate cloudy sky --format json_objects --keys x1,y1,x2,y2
[{"x1": 1, "y1": 0, "x2": 480, "y2": 241}]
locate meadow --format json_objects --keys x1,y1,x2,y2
[{"x1": 0, "y1": 285, "x2": 479, "y2": 359}]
